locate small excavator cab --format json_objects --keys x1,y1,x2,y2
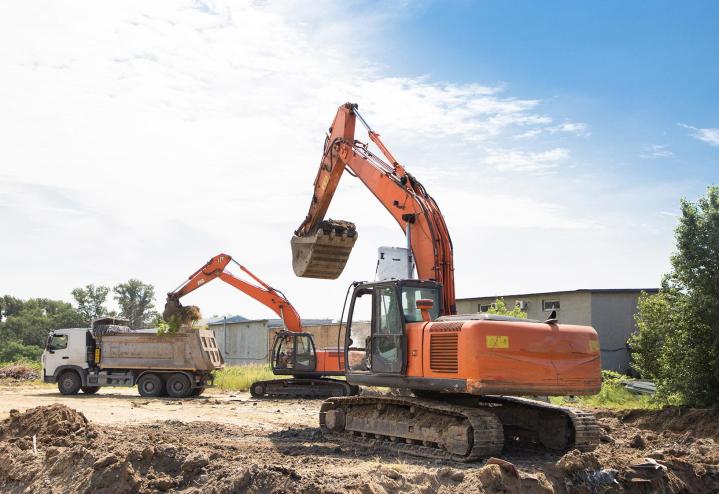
[
  {"x1": 271, "y1": 331, "x2": 318, "y2": 374},
  {"x1": 291, "y1": 220, "x2": 358, "y2": 279}
]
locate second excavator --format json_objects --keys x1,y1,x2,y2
[
  {"x1": 291, "y1": 103, "x2": 602, "y2": 460},
  {"x1": 163, "y1": 253, "x2": 358, "y2": 398}
]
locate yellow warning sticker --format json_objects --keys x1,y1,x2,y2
[
  {"x1": 486, "y1": 335, "x2": 509, "y2": 349},
  {"x1": 588, "y1": 340, "x2": 600, "y2": 352}
]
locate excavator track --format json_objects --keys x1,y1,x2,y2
[
  {"x1": 250, "y1": 378, "x2": 358, "y2": 399},
  {"x1": 319, "y1": 395, "x2": 600, "y2": 462},
  {"x1": 320, "y1": 396, "x2": 504, "y2": 462},
  {"x1": 478, "y1": 395, "x2": 600, "y2": 452}
]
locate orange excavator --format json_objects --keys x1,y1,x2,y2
[
  {"x1": 291, "y1": 103, "x2": 602, "y2": 460},
  {"x1": 163, "y1": 254, "x2": 358, "y2": 398}
]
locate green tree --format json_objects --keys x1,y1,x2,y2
[
  {"x1": 71, "y1": 284, "x2": 111, "y2": 325},
  {"x1": 113, "y1": 279, "x2": 157, "y2": 329},
  {"x1": 0, "y1": 298, "x2": 85, "y2": 347},
  {"x1": 487, "y1": 298, "x2": 527, "y2": 318},
  {"x1": 630, "y1": 185, "x2": 719, "y2": 406}
]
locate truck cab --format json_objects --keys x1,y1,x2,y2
[{"x1": 42, "y1": 328, "x2": 94, "y2": 393}]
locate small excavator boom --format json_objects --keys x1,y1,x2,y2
[{"x1": 164, "y1": 253, "x2": 301, "y2": 331}]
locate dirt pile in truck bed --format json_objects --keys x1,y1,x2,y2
[{"x1": 0, "y1": 403, "x2": 717, "y2": 493}]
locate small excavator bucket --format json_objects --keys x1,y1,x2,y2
[
  {"x1": 291, "y1": 220, "x2": 358, "y2": 279},
  {"x1": 163, "y1": 298, "x2": 183, "y2": 322},
  {"x1": 163, "y1": 298, "x2": 202, "y2": 325}
]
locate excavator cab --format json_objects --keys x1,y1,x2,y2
[
  {"x1": 344, "y1": 279, "x2": 442, "y2": 377},
  {"x1": 271, "y1": 331, "x2": 318, "y2": 375}
]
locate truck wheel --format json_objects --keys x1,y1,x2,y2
[
  {"x1": 166, "y1": 373, "x2": 191, "y2": 398},
  {"x1": 58, "y1": 371, "x2": 81, "y2": 395},
  {"x1": 138, "y1": 373, "x2": 164, "y2": 397},
  {"x1": 190, "y1": 387, "x2": 205, "y2": 397},
  {"x1": 81, "y1": 386, "x2": 100, "y2": 395}
]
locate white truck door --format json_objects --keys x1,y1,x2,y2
[{"x1": 43, "y1": 331, "x2": 70, "y2": 377}]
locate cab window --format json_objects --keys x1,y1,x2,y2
[
  {"x1": 376, "y1": 286, "x2": 402, "y2": 335},
  {"x1": 47, "y1": 334, "x2": 68, "y2": 350},
  {"x1": 401, "y1": 286, "x2": 440, "y2": 322}
]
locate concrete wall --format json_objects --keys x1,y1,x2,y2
[
  {"x1": 590, "y1": 292, "x2": 643, "y2": 373},
  {"x1": 212, "y1": 322, "x2": 348, "y2": 366},
  {"x1": 212, "y1": 320, "x2": 270, "y2": 365},
  {"x1": 456, "y1": 292, "x2": 592, "y2": 326}
]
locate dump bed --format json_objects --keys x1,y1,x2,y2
[{"x1": 97, "y1": 329, "x2": 223, "y2": 371}]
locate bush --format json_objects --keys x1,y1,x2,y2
[{"x1": 0, "y1": 340, "x2": 43, "y2": 362}]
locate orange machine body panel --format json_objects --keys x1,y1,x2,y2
[
  {"x1": 315, "y1": 348, "x2": 345, "y2": 374},
  {"x1": 402, "y1": 318, "x2": 601, "y2": 396}
]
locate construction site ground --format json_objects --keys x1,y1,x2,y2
[{"x1": 1, "y1": 383, "x2": 718, "y2": 493}]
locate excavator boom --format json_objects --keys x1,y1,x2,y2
[
  {"x1": 292, "y1": 103, "x2": 456, "y2": 314},
  {"x1": 164, "y1": 253, "x2": 302, "y2": 331}
]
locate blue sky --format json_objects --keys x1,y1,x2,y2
[
  {"x1": 0, "y1": 1, "x2": 717, "y2": 319},
  {"x1": 386, "y1": 1, "x2": 718, "y2": 180}
]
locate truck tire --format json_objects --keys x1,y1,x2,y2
[
  {"x1": 81, "y1": 386, "x2": 100, "y2": 395},
  {"x1": 58, "y1": 371, "x2": 82, "y2": 395},
  {"x1": 137, "y1": 373, "x2": 165, "y2": 397},
  {"x1": 166, "y1": 373, "x2": 191, "y2": 398},
  {"x1": 190, "y1": 387, "x2": 205, "y2": 397}
]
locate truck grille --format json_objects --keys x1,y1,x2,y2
[{"x1": 430, "y1": 333, "x2": 459, "y2": 373}]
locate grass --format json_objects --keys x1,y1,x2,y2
[
  {"x1": 551, "y1": 371, "x2": 665, "y2": 410},
  {"x1": 213, "y1": 364, "x2": 276, "y2": 392}
]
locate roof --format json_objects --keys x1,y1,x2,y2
[
  {"x1": 207, "y1": 316, "x2": 333, "y2": 328},
  {"x1": 204, "y1": 315, "x2": 249, "y2": 325},
  {"x1": 458, "y1": 288, "x2": 659, "y2": 301}
]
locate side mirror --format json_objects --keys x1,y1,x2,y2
[{"x1": 416, "y1": 299, "x2": 434, "y2": 322}]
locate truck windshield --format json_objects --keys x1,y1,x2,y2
[
  {"x1": 47, "y1": 334, "x2": 68, "y2": 350},
  {"x1": 401, "y1": 286, "x2": 440, "y2": 322}
]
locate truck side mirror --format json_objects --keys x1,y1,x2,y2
[{"x1": 416, "y1": 299, "x2": 434, "y2": 322}]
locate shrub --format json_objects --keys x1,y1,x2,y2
[{"x1": 0, "y1": 340, "x2": 43, "y2": 362}]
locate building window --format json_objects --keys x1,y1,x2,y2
[
  {"x1": 542, "y1": 300, "x2": 560, "y2": 311},
  {"x1": 478, "y1": 303, "x2": 495, "y2": 313}
]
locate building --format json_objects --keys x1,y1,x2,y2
[
  {"x1": 456, "y1": 288, "x2": 659, "y2": 373},
  {"x1": 207, "y1": 315, "x2": 340, "y2": 365}
]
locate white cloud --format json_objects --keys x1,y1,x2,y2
[
  {"x1": 0, "y1": 1, "x2": 631, "y2": 318},
  {"x1": 483, "y1": 148, "x2": 570, "y2": 174},
  {"x1": 678, "y1": 123, "x2": 719, "y2": 146},
  {"x1": 640, "y1": 144, "x2": 673, "y2": 159},
  {"x1": 515, "y1": 121, "x2": 589, "y2": 139}
]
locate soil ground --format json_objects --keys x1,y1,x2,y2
[{"x1": 0, "y1": 384, "x2": 717, "y2": 493}]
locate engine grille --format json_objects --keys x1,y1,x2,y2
[{"x1": 430, "y1": 333, "x2": 459, "y2": 373}]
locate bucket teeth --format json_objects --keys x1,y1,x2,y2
[{"x1": 291, "y1": 220, "x2": 357, "y2": 279}]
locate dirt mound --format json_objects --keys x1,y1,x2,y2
[
  {"x1": 0, "y1": 404, "x2": 90, "y2": 444},
  {"x1": 617, "y1": 407, "x2": 719, "y2": 442},
  {"x1": 0, "y1": 363, "x2": 39, "y2": 381},
  {"x1": 1, "y1": 402, "x2": 719, "y2": 494}
]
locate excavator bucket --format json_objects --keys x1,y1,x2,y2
[
  {"x1": 163, "y1": 298, "x2": 183, "y2": 322},
  {"x1": 291, "y1": 220, "x2": 358, "y2": 279},
  {"x1": 163, "y1": 298, "x2": 202, "y2": 325}
]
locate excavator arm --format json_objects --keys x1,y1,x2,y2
[
  {"x1": 292, "y1": 103, "x2": 456, "y2": 314},
  {"x1": 164, "y1": 253, "x2": 303, "y2": 331}
]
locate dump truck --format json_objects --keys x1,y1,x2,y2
[{"x1": 42, "y1": 317, "x2": 223, "y2": 398}]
